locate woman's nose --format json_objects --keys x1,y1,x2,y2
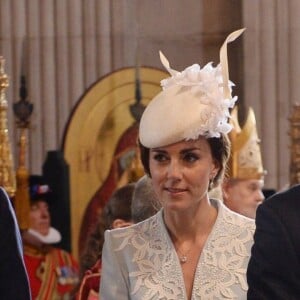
[{"x1": 167, "y1": 159, "x2": 182, "y2": 179}]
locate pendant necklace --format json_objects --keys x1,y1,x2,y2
[{"x1": 176, "y1": 247, "x2": 191, "y2": 264}]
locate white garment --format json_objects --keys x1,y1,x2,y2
[
  {"x1": 28, "y1": 227, "x2": 61, "y2": 244},
  {"x1": 100, "y1": 199, "x2": 255, "y2": 299}
]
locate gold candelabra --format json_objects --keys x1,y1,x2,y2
[
  {"x1": 13, "y1": 74, "x2": 33, "y2": 230},
  {"x1": 289, "y1": 103, "x2": 300, "y2": 186},
  {"x1": 0, "y1": 56, "x2": 16, "y2": 197}
]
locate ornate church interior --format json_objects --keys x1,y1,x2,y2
[{"x1": 1, "y1": 0, "x2": 299, "y2": 270}]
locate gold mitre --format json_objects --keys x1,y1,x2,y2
[{"x1": 228, "y1": 106, "x2": 265, "y2": 180}]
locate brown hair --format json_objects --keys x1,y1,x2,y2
[
  {"x1": 131, "y1": 176, "x2": 161, "y2": 223},
  {"x1": 139, "y1": 134, "x2": 231, "y2": 190},
  {"x1": 79, "y1": 183, "x2": 135, "y2": 279}
]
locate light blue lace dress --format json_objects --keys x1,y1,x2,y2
[{"x1": 100, "y1": 199, "x2": 255, "y2": 299}]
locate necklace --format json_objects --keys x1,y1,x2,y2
[
  {"x1": 179, "y1": 253, "x2": 188, "y2": 264},
  {"x1": 176, "y1": 247, "x2": 191, "y2": 264}
]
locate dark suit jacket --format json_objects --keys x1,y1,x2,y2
[
  {"x1": 247, "y1": 184, "x2": 300, "y2": 300},
  {"x1": 0, "y1": 187, "x2": 31, "y2": 300}
]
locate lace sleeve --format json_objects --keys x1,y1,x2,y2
[{"x1": 99, "y1": 229, "x2": 130, "y2": 299}]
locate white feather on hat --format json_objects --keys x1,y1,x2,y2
[{"x1": 139, "y1": 29, "x2": 245, "y2": 148}]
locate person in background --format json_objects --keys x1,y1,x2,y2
[
  {"x1": 22, "y1": 175, "x2": 79, "y2": 300},
  {"x1": 131, "y1": 175, "x2": 161, "y2": 223},
  {"x1": 222, "y1": 106, "x2": 265, "y2": 219},
  {"x1": 247, "y1": 185, "x2": 300, "y2": 299},
  {"x1": 100, "y1": 29, "x2": 255, "y2": 299},
  {"x1": 0, "y1": 187, "x2": 31, "y2": 300},
  {"x1": 76, "y1": 183, "x2": 135, "y2": 300}
]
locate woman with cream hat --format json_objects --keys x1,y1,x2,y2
[{"x1": 100, "y1": 29, "x2": 255, "y2": 299}]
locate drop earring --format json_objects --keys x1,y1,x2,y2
[{"x1": 209, "y1": 177, "x2": 214, "y2": 190}]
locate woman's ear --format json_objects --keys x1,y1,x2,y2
[
  {"x1": 112, "y1": 219, "x2": 133, "y2": 229},
  {"x1": 211, "y1": 159, "x2": 220, "y2": 179}
]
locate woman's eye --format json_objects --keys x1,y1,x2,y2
[
  {"x1": 183, "y1": 153, "x2": 198, "y2": 163},
  {"x1": 153, "y1": 153, "x2": 168, "y2": 162}
]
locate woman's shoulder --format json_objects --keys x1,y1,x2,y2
[
  {"x1": 105, "y1": 210, "x2": 162, "y2": 241},
  {"x1": 208, "y1": 200, "x2": 255, "y2": 257},
  {"x1": 213, "y1": 199, "x2": 255, "y2": 232},
  {"x1": 103, "y1": 210, "x2": 165, "y2": 255}
]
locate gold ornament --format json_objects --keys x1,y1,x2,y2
[
  {"x1": 289, "y1": 104, "x2": 300, "y2": 186},
  {"x1": 227, "y1": 106, "x2": 265, "y2": 180},
  {"x1": 0, "y1": 57, "x2": 16, "y2": 197},
  {"x1": 13, "y1": 74, "x2": 33, "y2": 230}
]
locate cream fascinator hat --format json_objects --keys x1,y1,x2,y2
[
  {"x1": 139, "y1": 29, "x2": 245, "y2": 148},
  {"x1": 228, "y1": 106, "x2": 266, "y2": 180}
]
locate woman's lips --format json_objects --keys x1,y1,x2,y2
[{"x1": 165, "y1": 187, "x2": 187, "y2": 194}]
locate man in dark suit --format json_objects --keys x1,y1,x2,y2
[
  {"x1": 0, "y1": 187, "x2": 31, "y2": 299},
  {"x1": 247, "y1": 184, "x2": 300, "y2": 299}
]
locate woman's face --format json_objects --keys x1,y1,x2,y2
[{"x1": 149, "y1": 137, "x2": 219, "y2": 211}]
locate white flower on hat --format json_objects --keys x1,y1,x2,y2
[
  {"x1": 139, "y1": 29, "x2": 245, "y2": 148},
  {"x1": 159, "y1": 51, "x2": 237, "y2": 139}
]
